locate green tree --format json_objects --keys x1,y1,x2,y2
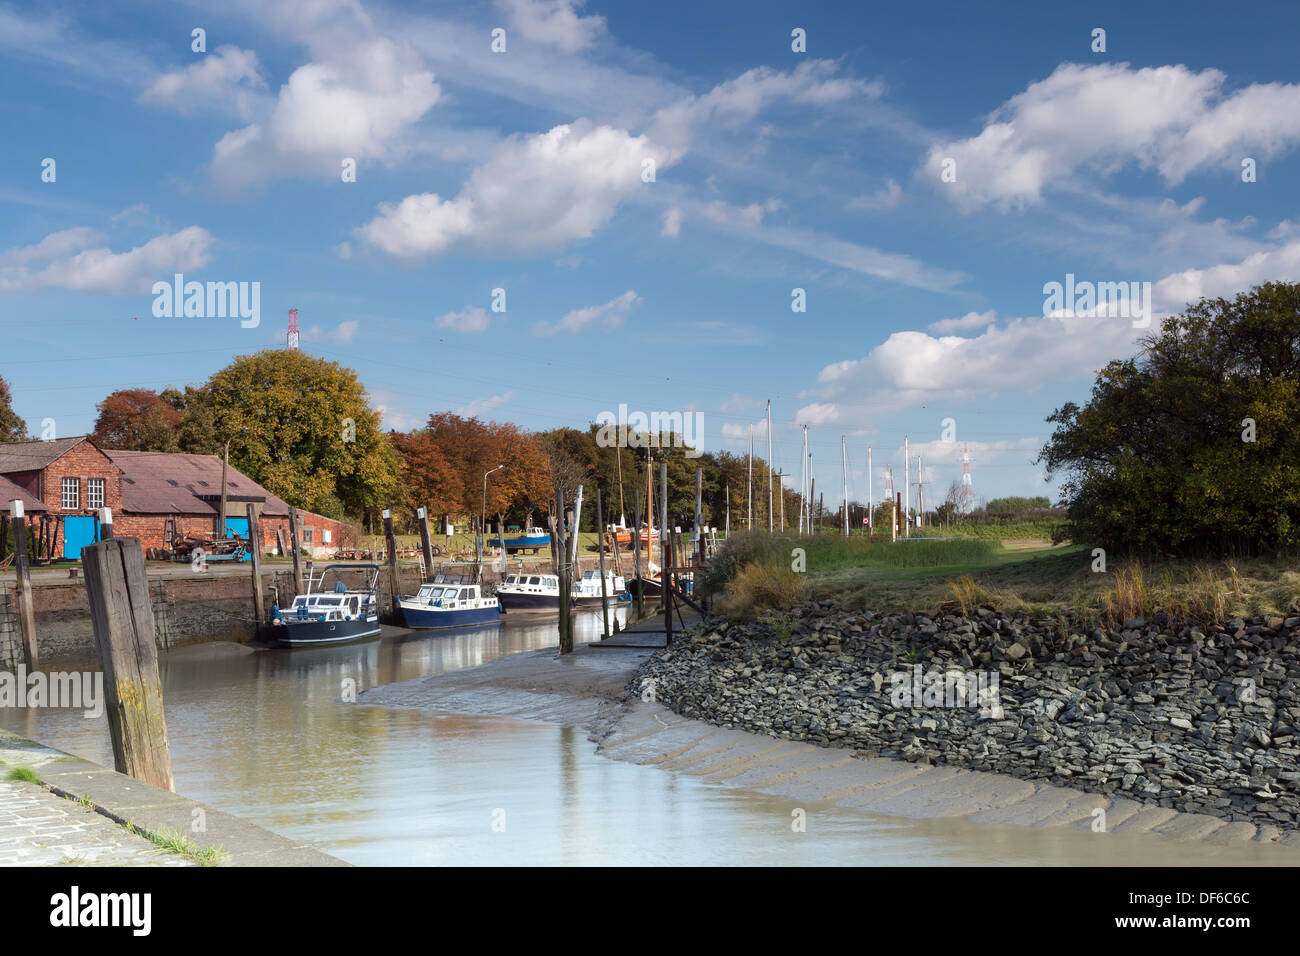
[
  {"x1": 202, "y1": 350, "x2": 398, "y2": 522},
  {"x1": 0, "y1": 375, "x2": 28, "y2": 441},
  {"x1": 1039, "y1": 281, "x2": 1300, "y2": 554}
]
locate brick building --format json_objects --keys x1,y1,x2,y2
[{"x1": 0, "y1": 436, "x2": 355, "y2": 560}]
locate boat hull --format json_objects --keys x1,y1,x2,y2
[
  {"x1": 399, "y1": 604, "x2": 501, "y2": 629},
  {"x1": 272, "y1": 619, "x2": 382, "y2": 646},
  {"x1": 497, "y1": 591, "x2": 562, "y2": 611}
]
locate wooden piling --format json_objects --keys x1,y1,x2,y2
[
  {"x1": 246, "y1": 503, "x2": 265, "y2": 634},
  {"x1": 287, "y1": 507, "x2": 303, "y2": 596},
  {"x1": 555, "y1": 490, "x2": 573, "y2": 654},
  {"x1": 595, "y1": 488, "x2": 610, "y2": 641},
  {"x1": 9, "y1": 502, "x2": 37, "y2": 669},
  {"x1": 632, "y1": 492, "x2": 643, "y2": 619},
  {"x1": 382, "y1": 509, "x2": 401, "y2": 616},
  {"x1": 663, "y1": 527, "x2": 675, "y2": 645},
  {"x1": 81, "y1": 536, "x2": 174, "y2": 791},
  {"x1": 417, "y1": 507, "x2": 434, "y2": 582},
  {"x1": 98, "y1": 507, "x2": 114, "y2": 540}
]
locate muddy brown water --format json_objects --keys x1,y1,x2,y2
[{"x1": 1, "y1": 608, "x2": 1293, "y2": 865}]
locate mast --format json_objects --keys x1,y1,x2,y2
[
  {"x1": 616, "y1": 445, "x2": 626, "y2": 528},
  {"x1": 867, "y1": 446, "x2": 873, "y2": 532},
  {"x1": 747, "y1": 424, "x2": 753, "y2": 531},
  {"x1": 904, "y1": 435, "x2": 910, "y2": 539},
  {"x1": 841, "y1": 435, "x2": 848, "y2": 537},
  {"x1": 766, "y1": 400, "x2": 773, "y2": 533}
]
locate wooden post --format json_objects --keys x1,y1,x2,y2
[
  {"x1": 9, "y1": 502, "x2": 37, "y2": 670},
  {"x1": 663, "y1": 527, "x2": 675, "y2": 645},
  {"x1": 417, "y1": 507, "x2": 434, "y2": 582},
  {"x1": 382, "y1": 509, "x2": 401, "y2": 616},
  {"x1": 287, "y1": 507, "x2": 303, "y2": 596},
  {"x1": 659, "y1": 461, "x2": 668, "y2": 587},
  {"x1": 555, "y1": 490, "x2": 572, "y2": 654},
  {"x1": 81, "y1": 536, "x2": 174, "y2": 791},
  {"x1": 547, "y1": 511, "x2": 559, "y2": 576},
  {"x1": 595, "y1": 488, "x2": 610, "y2": 641},
  {"x1": 246, "y1": 503, "x2": 265, "y2": 633},
  {"x1": 632, "y1": 492, "x2": 643, "y2": 620},
  {"x1": 218, "y1": 441, "x2": 229, "y2": 539},
  {"x1": 693, "y1": 467, "x2": 703, "y2": 556}
]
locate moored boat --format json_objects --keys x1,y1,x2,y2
[
  {"x1": 270, "y1": 563, "x2": 381, "y2": 647},
  {"x1": 495, "y1": 571, "x2": 563, "y2": 611},
  {"x1": 572, "y1": 569, "x2": 628, "y2": 607},
  {"x1": 399, "y1": 576, "x2": 501, "y2": 629}
]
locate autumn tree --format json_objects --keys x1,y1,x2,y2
[
  {"x1": 92, "y1": 389, "x2": 182, "y2": 451},
  {"x1": 202, "y1": 350, "x2": 398, "y2": 524},
  {"x1": 0, "y1": 376, "x2": 27, "y2": 442}
]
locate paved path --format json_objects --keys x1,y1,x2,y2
[
  {"x1": 0, "y1": 779, "x2": 190, "y2": 866},
  {"x1": 1, "y1": 734, "x2": 188, "y2": 866}
]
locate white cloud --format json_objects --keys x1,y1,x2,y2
[
  {"x1": 327, "y1": 319, "x2": 360, "y2": 344},
  {"x1": 456, "y1": 391, "x2": 515, "y2": 417},
  {"x1": 0, "y1": 226, "x2": 214, "y2": 294},
  {"x1": 848, "y1": 179, "x2": 902, "y2": 211},
  {"x1": 140, "y1": 46, "x2": 267, "y2": 119},
  {"x1": 435, "y1": 306, "x2": 493, "y2": 333},
  {"x1": 925, "y1": 62, "x2": 1300, "y2": 210},
  {"x1": 795, "y1": 403, "x2": 839, "y2": 426},
  {"x1": 360, "y1": 121, "x2": 678, "y2": 258},
  {"x1": 533, "y1": 289, "x2": 642, "y2": 336},
  {"x1": 495, "y1": 0, "x2": 606, "y2": 53},
  {"x1": 809, "y1": 312, "x2": 1145, "y2": 419},
  {"x1": 928, "y1": 309, "x2": 997, "y2": 334},
  {"x1": 1153, "y1": 239, "x2": 1300, "y2": 310},
  {"x1": 211, "y1": 37, "x2": 440, "y2": 189},
  {"x1": 661, "y1": 207, "x2": 683, "y2": 238},
  {"x1": 651, "y1": 59, "x2": 882, "y2": 152}
]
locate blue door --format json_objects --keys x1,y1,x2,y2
[
  {"x1": 64, "y1": 516, "x2": 98, "y2": 560},
  {"x1": 224, "y1": 517, "x2": 250, "y2": 542}
]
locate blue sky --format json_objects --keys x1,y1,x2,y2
[{"x1": 3, "y1": 0, "x2": 1299, "y2": 508}]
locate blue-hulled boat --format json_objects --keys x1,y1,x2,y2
[
  {"x1": 270, "y1": 563, "x2": 381, "y2": 646},
  {"x1": 493, "y1": 526, "x2": 551, "y2": 554},
  {"x1": 398, "y1": 579, "x2": 501, "y2": 629}
]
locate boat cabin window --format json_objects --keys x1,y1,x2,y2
[
  {"x1": 459, "y1": 588, "x2": 472, "y2": 600},
  {"x1": 528, "y1": 576, "x2": 540, "y2": 585}
]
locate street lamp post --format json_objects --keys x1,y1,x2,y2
[{"x1": 482, "y1": 464, "x2": 505, "y2": 536}]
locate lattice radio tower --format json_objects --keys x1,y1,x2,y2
[
  {"x1": 961, "y1": 441, "x2": 974, "y2": 503},
  {"x1": 286, "y1": 308, "x2": 300, "y2": 351}
]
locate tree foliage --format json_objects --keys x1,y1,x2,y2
[
  {"x1": 92, "y1": 388, "x2": 182, "y2": 451},
  {"x1": 202, "y1": 350, "x2": 398, "y2": 522},
  {"x1": 1038, "y1": 282, "x2": 1300, "y2": 555},
  {"x1": 0, "y1": 376, "x2": 27, "y2": 442}
]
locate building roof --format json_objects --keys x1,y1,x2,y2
[
  {"x1": 105, "y1": 450, "x2": 294, "y2": 517},
  {"x1": 0, "y1": 435, "x2": 93, "y2": 474},
  {"x1": 0, "y1": 475, "x2": 47, "y2": 513}
]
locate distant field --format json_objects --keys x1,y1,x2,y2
[{"x1": 704, "y1": 530, "x2": 1300, "y2": 626}]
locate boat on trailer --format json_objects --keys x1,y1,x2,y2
[
  {"x1": 493, "y1": 526, "x2": 551, "y2": 554},
  {"x1": 270, "y1": 563, "x2": 381, "y2": 647},
  {"x1": 399, "y1": 573, "x2": 501, "y2": 629}
]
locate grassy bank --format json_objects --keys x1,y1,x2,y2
[{"x1": 707, "y1": 531, "x2": 1300, "y2": 627}]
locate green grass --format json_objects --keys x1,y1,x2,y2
[
  {"x1": 6, "y1": 766, "x2": 42, "y2": 784},
  {"x1": 126, "y1": 822, "x2": 228, "y2": 866}
]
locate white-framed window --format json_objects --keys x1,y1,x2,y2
[
  {"x1": 87, "y1": 478, "x2": 105, "y2": 509},
  {"x1": 322, "y1": 529, "x2": 332, "y2": 544},
  {"x1": 61, "y1": 477, "x2": 79, "y2": 509}
]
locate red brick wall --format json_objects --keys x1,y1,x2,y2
[
  {"x1": 112, "y1": 511, "x2": 357, "y2": 557},
  {"x1": 37, "y1": 440, "x2": 123, "y2": 516}
]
